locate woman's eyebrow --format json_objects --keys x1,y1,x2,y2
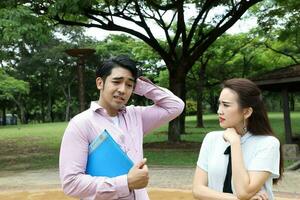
[{"x1": 218, "y1": 100, "x2": 233, "y2": 104}]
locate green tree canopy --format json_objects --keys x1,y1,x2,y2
[
  {"x1": 255, "y1": 0, "x2": 300, "y2": 63},
  {"x1": 0, "y1": 68, "x2": 29, "y2": 101},
  {"x1": 1, "y1": 0, "x2": 264, "y2": 142}
]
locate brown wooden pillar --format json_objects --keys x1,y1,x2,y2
[
  {"x1": 77, "y1": 58, "x2": 85, "y2": 112},
  {"x1": 281, "y1": 88, "x2": 293, "y2": 144},
  {"x1": 65, "y1": 48, "x2": 95, "y2": 113}
]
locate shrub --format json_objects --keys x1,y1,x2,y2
[{"x1": 186, "y1": 99, "x2": 197, "y2": 116}]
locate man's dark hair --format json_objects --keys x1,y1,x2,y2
[{"x1": 96, "y1": 55, "x2": 138, "y2": 82}]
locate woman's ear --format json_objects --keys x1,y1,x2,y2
[
  {"x1": 244, "y1": 107, "x2": 253, "y2": 119},
  {"x1": 96, "y1": 77, "x2": 104, "y2": 90}
]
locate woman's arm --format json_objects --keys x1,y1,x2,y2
[
  {"x1": 192, "y1": 167, "x2": 239, "y2": 200},
  {"x1": 224, "y1": 128, "x2": 271, "y2": 200},
  {"x1": 231, "y1": 139, "x2": 271, "y2": 200}
]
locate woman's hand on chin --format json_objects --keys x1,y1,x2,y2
[{"x1": 223, "y1": 128, "x2": 240, "y2": 144}]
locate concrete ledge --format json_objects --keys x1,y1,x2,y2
[
  {"x1": 0, "y1": 188, "x2": 299, "y2": 200},
  {"x1": 283, "y1": 144, "x2": 300, "y2": 159},
  {"x1": 287, "y1": 160, "x2": 300, "y2": 170}
]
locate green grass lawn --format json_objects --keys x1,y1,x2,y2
[
  {"x1": 0, "y1": 113, "x2": 299, "y2": 172},
  {"x1": 0, "y1": 122, "x2": 66, "y2": 171}
]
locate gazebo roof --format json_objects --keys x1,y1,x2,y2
[{"x1": 252, "y1": 64, "x2": 300, "y2": 92}]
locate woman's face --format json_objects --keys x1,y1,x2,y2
[{"x1": 217, "y1": 88, "x2": 245, "y2": 133}]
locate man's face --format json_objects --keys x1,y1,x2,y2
[{"x1": 97, "y1": 67, "x2": 135, "y2": 116}]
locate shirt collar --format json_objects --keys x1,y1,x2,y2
[
  {"x1": 90, "y1": 101, "x2": 127, "y2": 114},
  {"x1": 240, "y1": 131, "x2": 252, "y2": 144}
]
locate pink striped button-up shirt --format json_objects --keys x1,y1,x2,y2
[{"x1": 59, "y1": 78, "x2": 184, "y2": 200}]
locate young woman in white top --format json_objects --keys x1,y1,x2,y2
[{"x1": 193, "y1": 78, "x2": 283, "y2": 200}]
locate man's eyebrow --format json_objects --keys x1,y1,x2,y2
[{"x1": 112, "y1": 76, "x2": 135, "y2": 82}]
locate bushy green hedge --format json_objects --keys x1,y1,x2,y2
[{"x1": 186, "y1": 99, "x2": 197, "y2": 116}]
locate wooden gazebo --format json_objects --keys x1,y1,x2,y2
[{"x1": 253, "y1": 64, "x2": 300, "y2": 145}]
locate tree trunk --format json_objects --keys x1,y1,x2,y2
[
  {"x1": 196, "y1": 61, "x2": 208, "y2": 128},
  {"x1": 65, "y1": 84, "x2": 72, "y2": 121},
  {"x1": 196, "y1": 79, "x2": 204, "y2": 128},
  {"x1": 65, "y1": 99, "x2": 70, "y2": 121},
  {"x1": 168, "y1": 70, "x2": 186, "y2": 143},
  {"x1": 2, "y1": 106, "x2": 6, "y2": 126},
  {"x1": 46, "y1": 76, "x2": 54, "y2": 122},
  {"x1": 13, "y1": 96, "x2": 27, "y2": 124},
  {"x1": 209, "y1": 90, "x2": 218, "y2": 113},
  {"x1": 40, "y1": 75, "x2": 45, "y2": 123},
  {"x1": 19, "y1": 104, "x2": 27, "y2": 124},
  {"x1": 14, "y1": 99, "x2": 28, "y2": 124}
]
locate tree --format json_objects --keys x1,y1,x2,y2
[
  {"x1": 255, "y1": 0, "x2": 300, "y2": 63},
  {"x1": 1, "y1": 3, "x2": 100, "y2": 123},
  {"x1": 0, "y1": 5, "x2": 52, "y2": 123},
  {"x1": 96, "y1": 34, "x2": 162, "y2": 80},
  {"x1": 3, "y1": 0, "x2": 263, "y2": 142},
  {"x1": 263, "y1": 30, "x2": 300, "y2": 64},
  {"x1": 0, "y1": 4, "x2": 51, "y2": 63},
  {"x1": 0, "y1": 69, "x2": 29, "y2": 124},
  {"x1": 186, "y1": 33, "x2": 253, "y2": 127}
]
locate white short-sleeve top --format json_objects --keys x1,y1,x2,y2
[{"x1": 197, "y1": 131, "x2": 280, "y2": 200}]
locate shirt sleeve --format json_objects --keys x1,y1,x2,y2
[
  {"x1": 133, "y1": 78, "x2": 185, "y2": 134},
  {"x1": 196, "y1": 132, "x2": 212, "y2": 172},
  {"x1": 247, "y1": 137, "x2": 280, "y2": 178},
  {"x1": 59, "y1": 119, "x2": 133, "y2": 199}
]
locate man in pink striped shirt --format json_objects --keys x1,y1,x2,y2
[{"x1": 59, "y1": 55, "x2": 184, "y2": 200}]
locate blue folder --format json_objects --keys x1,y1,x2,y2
[{"x1": 86, "y1": 130, "x2": 134, "y2": 177}]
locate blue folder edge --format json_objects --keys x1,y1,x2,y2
[{"x1": 86, "y1": 129, "x2": 134, "y2": 177}]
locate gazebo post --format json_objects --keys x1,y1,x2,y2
[
  {"x1": 281, "y1": 88, "x2": 293, "y2": 144},
  {"x1": 252, "y1": 64, "x2": 300, "y2": 161}
]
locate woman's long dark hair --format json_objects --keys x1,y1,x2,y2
[{"x1": 222, "y1": 78, "x2": 283, "y2": 184}]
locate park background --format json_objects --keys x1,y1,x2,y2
[{"x1": 0, "y1": 0, "x2": 300, "y2": 199}]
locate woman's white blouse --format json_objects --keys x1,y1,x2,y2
[{"x1": 197, "y1": 131, "x2": 280, "y2": 200}]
